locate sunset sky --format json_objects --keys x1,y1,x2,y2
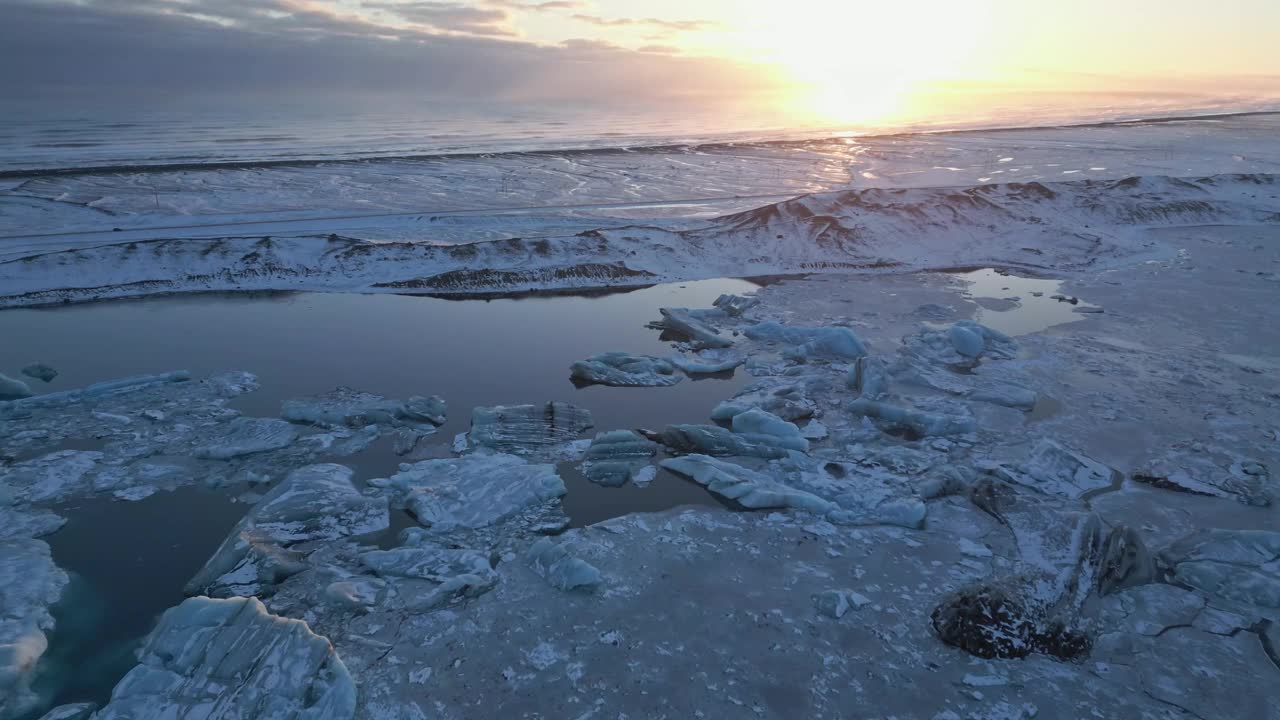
[{"x1": 4, "y1": 0, "x2": 1278, "y2": 127}]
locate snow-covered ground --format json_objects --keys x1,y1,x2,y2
[{"x1": 1, "y1": 116, "x2": 1278, "y2": 719}]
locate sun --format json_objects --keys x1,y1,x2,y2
[{"x1": 733, "y1": 1, "x2": 992, "y2": 127}]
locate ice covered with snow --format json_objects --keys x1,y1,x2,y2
[
  {"x1": 92, "y1": 596, "x2": 355, "y2": 720},
  {"x1": 369, "y1": 454, "x2": 565, "y2": 531}
]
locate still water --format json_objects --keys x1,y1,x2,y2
[{"x1": 2, "y1": 279, "x2": 756, "y2": 717}]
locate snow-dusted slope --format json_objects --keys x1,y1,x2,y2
[{"x1": 1, "y1": 173, "x2": 1276, "y2": 307}]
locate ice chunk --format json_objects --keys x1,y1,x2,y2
[
  {"x1": 848, "y1": 399, "x2": 976, "y2": 437},
  {"x1": 470, "y1": 401, "x2": 593, "y2": 456},
  {"x1": 580, "y1": 430, "x2": 659, "y2": 487},
  {"x1": 712, "y1": 293, "x2": 760, "y2": 317},
  {"x1": 0, "y1": 539, "x2": 68, "y2": 720},
  {"x1": 743, "y1": 321, "x2": 867, "y2": 360},
  {"x1": 360, "y1": 541, "x2": 498, "y2": 606},
  {"x1": 93, "y1": 596, "x2": 355, "y2": 720},
  {"x1": 813, "y1": 589, "x2": 870, "y2": 619},
  {"x1": 652, "y1": 424, "x2": 792, "y2": 459},
  {"x1": 1, "y1": 449, "x2": 101, "y2": 503},
  {"x1": 0, "y1": 373, "x2": 33, "y2": 400},
  {"x1": 793, "y1": 459, "x2": 927, "y2": 528},
  {"x1": 570, "y1": 352, "x2": 681, "y2": 387},
  {"x1": 949, "y1": 324, "x2": 986, "y2": 358},
  {"x1": 711, "y1": 380, "x2": 815, "y2": 422},
  {"x1": 526, "y1": 537, "x2": 602, "y2": 592},
  {"x1": 1161, "y1": 529, "x2": 1280, "y2": 608},
  {"x1": 657, "y1": 307, "x2": 733, "y2": 349},
  {"x1": 661, "y1": 454, "x2": 834, "y2": 513},
  {"x1": 1, "y1": 371, "x2": 190, "y2": 412},
  {"x1": 667, "y1": 350, "x2": 745, "y2": 375},
  {"x1": 730, "y1": 408, "x2": 810, "y2": 453},
  {"x1": 992, "y1": 440, "x2": 1115, "y2": 499},
  {"x1": 369, "y1": 454, "x2": 565, "y2": 531},
  {"x1": 282, "y1": 387, "x2": 445, "y2": 428},
  {"x1": 847, "y1": 356, "x2": 890, "y2": 399},
  {"x1": 905, "y1": 321, "x2": 1017, "y2": 364},
  {"x1": 193, "y1": 416, "x2": 298, "y2": 460},
  {"x1": 187, "y1": 464, "x2": 389, "y2": 597},
  {"x1": 19, "y1": 364, "x2": 57, "y2": 383},
  {"x1": 969, "y1": 382, "x2": 1038, "y2": 411}
]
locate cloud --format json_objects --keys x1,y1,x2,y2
[
  {"x1": 485, "y1": 0, "x2": 583, "y2": 10},
  {"x1": 0, "y1": 0, "x2": 785, "y2": 109},
  {"x1": 570, "y1": 14, "x2": 718, "y2": 31},
  {"x1": 361, "y1": 1, "x2": 515, "y2": 36}
]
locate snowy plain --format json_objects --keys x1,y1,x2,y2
[{"x1": 0, "y1": 114, "x2": 1278, "y2": 720}]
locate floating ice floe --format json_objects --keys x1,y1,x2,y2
[
  {"x1": 569, "y1": 352, "x2": 682, "y2": 387},
  {"x1": 193, "y1": 416, "x2": 299, "y2": 460},
  {"x1": 282, "y1": 387, "x2": 446, "y2": 428},
  {"x1": 92, "y1": 596, "x2": 356, "y2": 720},
  {"x1": 742, "y1": 321, "x2": 867, "y2": 361},
  {"x1": 1, "y1": 449, "x2": 102, "y2": 503},
  {"x1": 0, "y1": 538, "x2": 68, "y2": 720},
  {"x1": 711, "y1": 380, "x2": 815, "y2": 422},
  {"x1": 580, "y1": 430, "x2": 659, "y2": 487},
  {"x1": 656, "y1": 307, "x2": 733, "y2": 349},
  {"x1": 469, "y1": 402, "x2": 593, "y2": 456},
  {"x1": 370, "y1": 453, "x2": 565, "y2": 532},
  {"x1": 526, "y1": 537, "x2": 602, "y2": 592},
  {"x1": 186, "y1": 463, "x2": 389, "y2": 598},
  {"x1": 0, "y1": 371, "x2": 191, "y2": 413}
]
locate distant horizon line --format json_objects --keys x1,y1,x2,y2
[{"x1": 3, "y1": 107, "x2": 1277, "y2": 180}]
